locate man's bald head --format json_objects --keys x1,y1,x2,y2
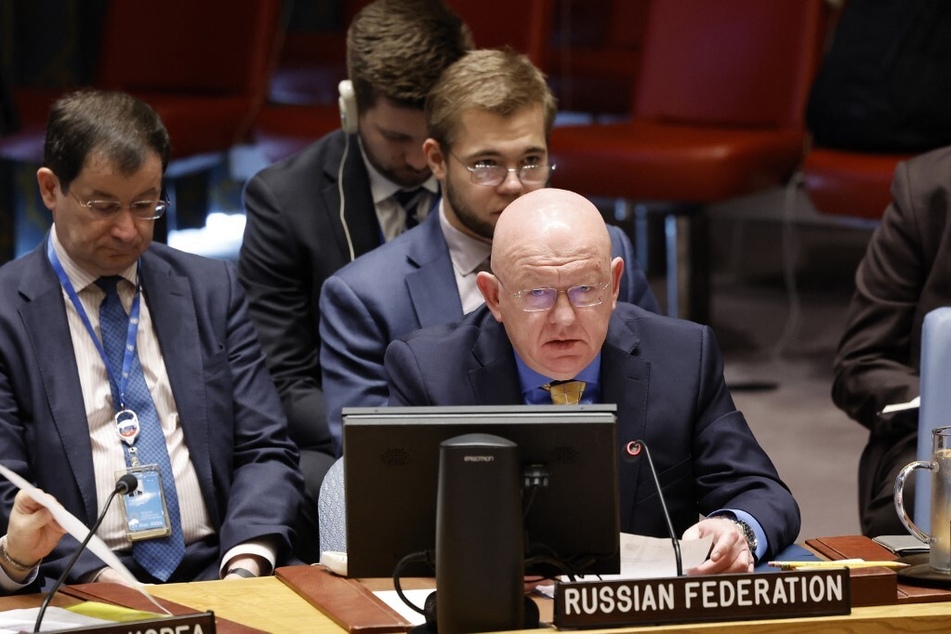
[
  {"x1": 477, "y1": 188, "x2": 625, "y2": 380},
  {"x1": 491, "y1": 188, "x2": 613, "y2": 285}
]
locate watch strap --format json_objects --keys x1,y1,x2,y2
[
  {"x1": 716, "y1": 515, "x2": 758, "y2": 555},
  {"x1": 225, "y1": 566, "x2": 256, "y2": 579}
]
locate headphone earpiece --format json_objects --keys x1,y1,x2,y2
[{"x1": 338, "y1": 80, "x2": 358, "y2": 135}]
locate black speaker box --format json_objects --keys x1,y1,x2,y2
[{"x1": 435, "y1": 433, "x2": 524, "y2": 633}]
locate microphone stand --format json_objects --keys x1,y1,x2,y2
[
  {"x1": 630, "y1": 439, "x2": 683, "y2": 577},
  {"x1": 33, "y1": 474, "x2": 138, "y2": 632}
]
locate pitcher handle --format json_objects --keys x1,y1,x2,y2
[{"x1": 895, "y1": 460, "x2": 935, "y2": 544}]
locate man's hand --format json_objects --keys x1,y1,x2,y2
[
  {"x1": 222, "y1": 554, "x2": 268, "y2": 580},
  {"x1": 3, "y1": 489, "x2": 66, "y2": 581},
  {"x1": 682, "y1": 517, "x2": 753, "y2": 575}
]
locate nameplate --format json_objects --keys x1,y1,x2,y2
[
  {"x1": 59, "y1": 611, "x2": 217, "y2": 634},
  {"x1": 553, "y1": 570, "x2": 850, "y2": 628}
]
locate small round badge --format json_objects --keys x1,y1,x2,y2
[{"x1": 115, "y1": 409, "x2": 140, "y2": 446}]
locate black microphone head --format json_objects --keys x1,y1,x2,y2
[{"x1": 116, "y1": 473, "x2": 138, "y2": 495}]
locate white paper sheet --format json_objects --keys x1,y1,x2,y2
[
  {"x1": 0, "y1": 606, "x2": 112, "y2": 632},
  {"x1": 881, "y1": 395, "x2": 920, "y2": 414},
  {"x1": 374, "y1": 589, "x2": 429, "y2": 626},
  {"x1": 534, "y1": 533, "x2": 714, "y2": 598},
  {"x1": 0, "y1": 463, "x2": 168, "y2": 614},
  {"x1": 373, "y1": 532, "x2": 714, "y2": 616}
]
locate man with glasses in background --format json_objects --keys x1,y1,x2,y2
[
  {"x1": 384, "y1": 187, "x2": 801, "y2": 572},
  {"x1": 239, "y1": 0, "x2": 471, "y2": 509},
  {"x1": 319, "y1": 49, "x2": 658, "y2": 454},
  {"x1": 0, "y1": 90, "x2": 307, "y2": 585}
]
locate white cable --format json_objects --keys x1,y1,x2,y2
[
  {"x1": 338, "y1": 133, "x2": 355, "y2": 262},
  {"x1": 772, "y1": 170, "x2": 804, "y2": 358}
]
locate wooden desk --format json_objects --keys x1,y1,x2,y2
[
  {"x1": 151, "y1": 577, "x2": 340, "y2": 633},
  {"x1": 153, "y1": 576, "x2": 951, "y2": 633},
  {"x1": 505, "y1": 602, "x2": 951, "y2": 633},
  {"x1": 0, "y1": 574, "x2": 947, "y2": 633}
]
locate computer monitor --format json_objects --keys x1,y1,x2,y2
[{"x1": 342, "y1": 404, "x2": 620, "y2": 578}]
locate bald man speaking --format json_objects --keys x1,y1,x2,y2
[{"x1": 383, "y1": 188, "x2": 800, "y2": 574}]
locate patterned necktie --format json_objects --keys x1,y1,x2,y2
[
  {"x1": 394, "y1": 188, "x2": 424, "y2": 229},
  {"x1": 543, "y1": 380, "x2": 587, "y2": 405},
  {"x1": 97, "y1": 276, "x2": 185, "y2": 581}
]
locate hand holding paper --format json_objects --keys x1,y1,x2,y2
[{"x1": 0, "y1": 463, "x2": 168, "y2": 614}]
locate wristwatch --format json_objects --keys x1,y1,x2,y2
[
  {"x1": 225, "y1": 566, "x2": 256, "y2": 579},
  {"x1": 716, "y1": 515, "x2": 758, "y2": 555}
]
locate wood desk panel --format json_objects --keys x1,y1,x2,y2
[
  {"x1": 806, "y1": 535, "x2": 951, "y2": 604},
  {"x1": 151, "y1": 577, "x2": 340, "y2": 633},
  {"x1": 0, "y1": 573, "x2": 948, "y2": 633},
  {"x1": 502, "y1": 601, "x2": 951, "y2": 633}
]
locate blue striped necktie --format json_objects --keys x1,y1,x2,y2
[{"x1": 97, "y1": 276, "x2": 185, "y2": 581}]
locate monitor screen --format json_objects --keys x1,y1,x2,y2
[{"x1": 342, "y1": 404, "x2": 620, "y2": 578}]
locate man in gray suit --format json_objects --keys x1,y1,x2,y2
[
  {"x1": 833, "y1": 145, "x2": 951, "y2": 536},
  {"x1": 238, "y1": 0, "x2": 471, "y2": 504},
  {"x1": 319, "y1": 49, "x2": 659, "y2": 454}
]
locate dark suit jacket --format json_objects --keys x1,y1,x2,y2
[
  {"x1": 239, "y1": 130, "x2": 379, "y2": 496},
  {"x1": 833, "y1": 145, "x2": 951, "y2": 440},
  {"x1": 320, "y1": 212, "x2": 659, "y2": 453},
  {"x1": 0, "y1": 240, "x2": 306, "y2": 583},
  {"x1": 384, "y1": 303, "x2": 800, "y2": 559}
]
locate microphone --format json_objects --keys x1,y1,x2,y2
[
  {"x1": 33, "y1": 474, "x2": 139, "y2": 632},
  {"x1": 625, "y1": 439, "x2": 683, "y2": 577}
]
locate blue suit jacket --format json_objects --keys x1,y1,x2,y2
[
  {"x1": 384, "y1": 303, "x2": 801, "y2": 560},
  {"x1": 0, "y1": 239, "x2": 306, "y2": 583},
  {"x1": 319, "y1": 211, "x2": 660, "y2": 453}
]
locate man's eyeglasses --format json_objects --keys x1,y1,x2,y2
[
  {"x1": 498, "y1": 279, "x2": 611, "y2": 312},
  {"x1": 67, "y1": 189, "x2": 169, "y2": 220},
  {"x1": 450, "y1": 152, "x2": 555, "y2": 187}
]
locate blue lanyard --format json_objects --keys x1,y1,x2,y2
[{"x1": 47, "y1": 240, "x2": 142, "y2": 411}]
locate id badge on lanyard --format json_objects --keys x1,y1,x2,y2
[{"x1": 117, "y1": 465, "x2": 173, "y2": 541}]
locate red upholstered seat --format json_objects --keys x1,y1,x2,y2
[
  {"x1": 0, "y1": 0, "x2": 284, "y2": 239},
  {"x1": 253, "y1": 0, "x2": 554, "y2": 164},
  {"x1": 253, "y1": 103, "x2": 341, "y2": 164},
  {"x1": 252, "y1": 1, "x2": 369, "y2": 163},
  {"x1": 447, "y1": 0, "x2": 553, "y2": 70},
  {"x1": 803, "y1": 148, "x2": 911, "y2": 222},
  {"x1": 550, "y1": 0, "x2": 829, "y2": 321},
  {"x1": 97, "y1": 0, "x2": 282, "y2": 159},
  {"x1": 555, "y1": 122, "x2": 805, "y2": 203},
  {"x1": 547, "y1": 0, "x2": 650, "y2": 115},
  {"x1": 3, "y1": 0, "x2": 283, "y2": 165}
]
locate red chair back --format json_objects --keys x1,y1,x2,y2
[
  {"x1": 446, "y1": 0, "x2": 553, "y2": 69},
  {"x1": 99, "y1": 0, "x2": 282, "y2": 97},
  {"x1": 634, "y1": 0, "x2": 826, "y2": 129},
  {"x1": 97, "y1": 0, "x2": 283, "y2": 157}
]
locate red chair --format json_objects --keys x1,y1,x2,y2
[
  {"x1": 253, "y1": 0, "x2": 554, "y2": 165},
  {"x1": 1, "y1": 0, "x2": 284, "y2": 237},
  {"x1": 446, "y1": 0, "x2": 553, "y2": 70},
  {"x1": 550, "y1": 0, "x2": 830, "y2": 322},
  {"x1": 97, "y1": 0, "x2": 283, "y2": 161},
  {"x1": 802, "y1": 148, "x2": 911, "y2": 223},
  {"x1": 252, "y1": 1, "x2": 371, "y2": 163},
  {"x1": 547, "y1": 0, "x2": 650, "y2": 116}
]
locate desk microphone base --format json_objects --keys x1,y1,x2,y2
[{"x1": 897, "y1": 554, "x2": 951, "y2": 588}]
